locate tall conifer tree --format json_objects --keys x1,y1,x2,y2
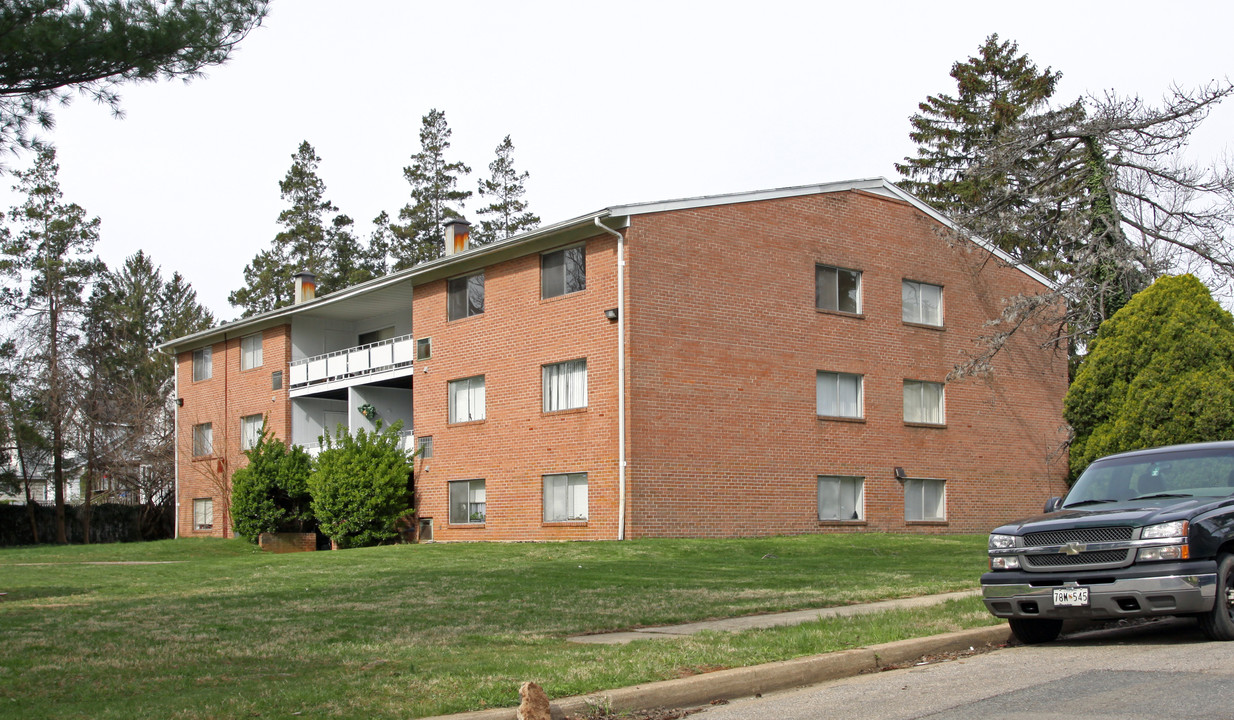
[
  {"x1": 390, "y1": 109, "x2": 471, "y2": 270},
  {"x1": 0, "y1": 146, "x2": 104, "y2": 542},
  {"x1": 474, "y1": 135, "x2": 539, "y2": 245},
  {"x1": 896, "y1": 34, "x2": 1062, "y2": 268},
  {"x1": 230, "y1": 141, "x2": 378, "y2": 316}
]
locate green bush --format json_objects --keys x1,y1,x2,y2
[
  {"x1": 1065, "y1": 274, "x2": 1234, "y2": 477},
  {"x1": 230, "y1": 421, "x2": 314, "y2": 542},
  {"x1": 308, "y1": 420, "x2": 414, "y2": 548}
]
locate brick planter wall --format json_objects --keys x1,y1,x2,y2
[{"x1": 257, "y1": 532, "x2": 317, "y2": 553}]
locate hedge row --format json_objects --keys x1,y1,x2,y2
[{"x1": 0, "y1": 503, "x2": 173, "y2": 546}]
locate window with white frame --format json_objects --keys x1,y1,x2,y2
[
  {"x1": 448, "y1": 375, "x2": 486, "y2": 423},
  {"x1": 904, "y1": 478, "x2": 946, "y2": 522},
  {"x1": 543, "y1": 359, "x2": 587, "y2": 412},
  {"x1": 240, "y1": 414, "x2": 263, "y2": 451},
  {"x1": 818, "y1": 476, "x2": 864, "y2": 521},
  {"x1": 240, "y1": 333, "x2": 263, "y2": 370},
  {"x1": 193, "y1": 346, "x2": 212, "y2": 381},
  {"x1": 902, "y1": 280, "x2": 943, "y2": 326},
  {"x1": 816, "y1": 371, "x2": 863, "y2": 419},
  {"x1": 193, "y1": 497, "x2": 214, "y2": 530},
  {"x1": 449, "y1": 479, "x2": 486, "y2": 524},
  {"x1": 542, "y1": 245, "x2": 586, "y2": 298},
  {"x1": 416, "y1": 337, "x2": 432, "y2": 361},
  {"x1": 416, "y1": 435, "x2": 433, "y2": 459},
  {"x1": 543, "y1": 472, "x2": 588, "y2": 522},
  {"x1": 447, "y1": 271, "x2": 485, "y2": 320},
  {"x1": 816, "y1": 265, "x2": 862, "y2": 314},
  {"x1": 903, "y1": 380, "x2": 945, "y2": 424},
  {"x1": 192, "y1": 423, "x2": 213, "y2": 456}
]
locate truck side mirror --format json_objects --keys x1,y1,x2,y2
[{"x1": 1043, "y1": 496, "x2": 1063, "y2": 513}]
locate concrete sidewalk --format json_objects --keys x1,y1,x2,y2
[
  {"x1": 568, "y1": 589, "x2": 980, "y2": 644},
  {"x1": 424, "y1": 590, "x2": 1011, "y2": 720}
]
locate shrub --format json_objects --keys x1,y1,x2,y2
[
  {"x1": 308, "y1": 420, "x2": 414, "y2": 548},
  {"x1": 1065, "y1": 274, "x2": 1234, "y2": 477},
  {"x1": 230, "y1": 421, "x2": 314, "y2": 542}
]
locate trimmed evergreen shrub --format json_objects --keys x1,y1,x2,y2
[
  {"x1": 1065, "y1": 274, "x2": 1234, "y2": 477},
  {"x1": 230, "y1": 422, "x2": 313, "y2": 542},
  {"x1": 308, "y1": 420, "x2": 414, "y2": 548}
]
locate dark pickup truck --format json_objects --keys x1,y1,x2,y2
[{"x1": 981, "y1": 441, "x2": 1234, "y2": 644}]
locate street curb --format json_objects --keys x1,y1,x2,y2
[{"x1": 420, "y1": 624, "x2": 1012, "y2": 720}]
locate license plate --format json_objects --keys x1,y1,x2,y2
[{"x1": 1053, "y1": 587, "x2": 1089, "y2": 607}]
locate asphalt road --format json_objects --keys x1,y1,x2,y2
[{"x1": 695, "y1": 618, "x2": 1234, "y2": 720}]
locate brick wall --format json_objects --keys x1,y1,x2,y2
[
  {"x1": 174, "y1": 187, "x2": 1068, "y2": 543},
  {"x1": 411, "y1": 235, "x2": 622, "y2": 541},
  {"x1": 623, "y1": 190, "x2": 1069, "y2": 537},
  {"x1": 175, "y1": 325, "x2": 292, "y2": 538}
]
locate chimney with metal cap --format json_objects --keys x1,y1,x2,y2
[
  {"x1": 443, "y1": 218, "x2": 471, "y2": 256},
  {"x1": 294, "y1": 271, "x2": 317, "y2": 304}
]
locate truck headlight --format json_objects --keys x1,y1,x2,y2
[
  {"x1": 991, "y1": 556, "x2": 1021, "y2": 570},
  {"x1": 1138, "y1": 545, "x2": 1188, "y2": 562},
  {"x1": 989, "y1": 534, "x2": 1016, "y2": 550},
  {"x1": 1142, "y1": 520, "x2": 1188, "y2": 540}
]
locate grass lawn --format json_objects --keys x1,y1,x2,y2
[{"x1": 0, "y1": 534, "x2": 999, "y2": 719}]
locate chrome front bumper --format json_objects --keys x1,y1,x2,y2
[{"x1": 983, "y1": 573, "x2": 1217, "y2": 620}]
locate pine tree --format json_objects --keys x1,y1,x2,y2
[
  {"x1": 896, "y1": 34, "x2": 1062, "y2": 267},
  {"x1": 390, "y1": 109, "x2": 472, "y2": 270},
  {"x1": 80, "y1": 252, "x2": 213, "y2": 526},
  {"x1": 474, "y1": 135, "x2": 539, "y2": 245},
  {"x1": 0, "y1": 1, "x2": 268, "y2": 153},
  {"x1": 0, "y1": 146, "x2": 104, "y2": 543},
  {"x1": 229, "y1": 141, "x2": 377, "y2": 316}
]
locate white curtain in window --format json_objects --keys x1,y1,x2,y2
[
  {"x1": 241, "y1": 334, "x2": 262, "y2": 370},
  {"x1": 817, "y1": 372, "x2": 861, "y2": 418},
  {"x1": 818, "y1": 476, "x2": 863, "y2": 520},
  {"x1": 544, "y1": 473, "x2": 588, "y2": 521},
  {"x1": 449, "y1": 376, "x2": 486, "y2": 422},
  {"x1": 543, "y1": 360, "x2": 587, "y2": 412},
  {"x1": 904, "y1": 381, "x2": 943, "y2": 424},
  {"x1": 906, "y1": 479, "x2": 945, "y2": 521},
  {"x1": 241, "y1": 415, "x2": 263, "y2": 450}
]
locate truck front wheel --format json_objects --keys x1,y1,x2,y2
[
  {"x1": 1198, "y1": 552, "x2": 1234, "y2": 641},
  {"x1": 1008, "y1": 617, "x2": 1063, "y2": 644}
]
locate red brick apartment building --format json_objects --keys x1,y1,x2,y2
[{"x1": 161, "y1": 179, "x2": 1070, "y2": 542}]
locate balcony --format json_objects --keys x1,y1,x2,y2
[
  {"x1": 289, "y1": 334, "x2": 415, "y2": 389},
  {"x1": 300, "y1": 427, "x2": 416, "y2": 457}
]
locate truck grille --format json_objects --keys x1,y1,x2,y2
[
  {"x1": 1023, "y1": 527, "x2": 1134, "y2": 546},
  {"x1": 1023, "y1": 550, "x2": 1132, "y2": 568}
]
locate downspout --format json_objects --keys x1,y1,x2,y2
[
  {"x1": 594, "y1": 217, "x2": 627, "y2": 540},
  {"x1": 155, "y1": 345, "x2": 179, "y2": 539}
]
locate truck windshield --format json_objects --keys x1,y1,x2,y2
[{"x1": 1064, "y1": 447, "x2": 1234, "y2": 508}]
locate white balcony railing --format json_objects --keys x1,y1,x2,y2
[
  {"x1": 301, "y1": 428, "x2": 416, "y2": 456},
  {"x1": 290, "y1": 334, "x2": 415, "y2": 388}
]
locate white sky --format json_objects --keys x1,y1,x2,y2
[{"x1": 6, "y1": 0, "x2": 1233, "y2": 320}]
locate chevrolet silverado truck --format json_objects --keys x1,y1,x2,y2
[{"x1": 982, "y1": 441, "x2": 1234, "y2": 644}]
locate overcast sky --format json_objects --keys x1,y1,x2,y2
[{"x1": 7, "y1": 1, "x2": 1233, "y2": 320}]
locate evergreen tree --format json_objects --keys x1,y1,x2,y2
[
  {"x1": 0, "y1": 0, "x2": 268, "y2": 152},
  {"x1": 229, "y1": 141, "x2": 378, "y2": 316},
  {"x1": 902, "y1": 37, "x2": 1234, "y2": 376},
  {"x1": 895, "y1": 34, "x2": 1062, "y2": 268},
  {"x1": 79, "y1": 252, "x2": 213, "y2": 524},
  {"x1": 474, "y1": 135, "x2": 539, "y2": 245},
  {"x1": 390, "y1": 109, "x2": 471, "y2": 270},
  {"x1": 1065, "y1": 275, "x2": 1234, "y2": 477},
  {"x1": 0, "y1": 146, "x2": 104, "y2": 543},
  {"x1": 231, "y1": 421, "x2": 313, "y2": 541}
]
